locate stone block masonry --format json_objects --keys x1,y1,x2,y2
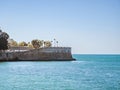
[{"x1": 0, "y1": 47, "x2": 75, "y2": 61}]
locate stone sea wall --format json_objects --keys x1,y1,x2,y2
[{"x1": 0, "y1": 47, "x2": 75, "y2": 61}]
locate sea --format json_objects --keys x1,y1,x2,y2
[{"x1": 0, "y1": 54, "x2": 120, "y2": 90}]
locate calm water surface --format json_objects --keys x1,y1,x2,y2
[{"x1": 0, "y1": 54, "x2": 120, "y2": 90}]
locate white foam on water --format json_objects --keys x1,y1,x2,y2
[{"x1": 71, "y1": 60, "x2": 86, "y2": 64}]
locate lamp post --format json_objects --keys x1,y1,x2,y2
[
  {"x1": 54, "y1": 38, "x2": 56, "y2": 47},
  {"x1": 56, "y1": 41, "x2": 58, "y2": 47},
  {"x1": 51, "y1": 41, "x2": 53, "y2": 47}
]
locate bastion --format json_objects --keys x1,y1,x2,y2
[{"x1": 0, "y1": 47, "x2": 75, "y2": 61}]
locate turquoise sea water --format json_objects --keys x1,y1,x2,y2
[{"x1": 0, "y1": 54, "x2": 120, "y2": 90}]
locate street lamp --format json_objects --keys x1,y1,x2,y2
[
  {"x1": 54, "y1": 38, "x2": 56, "y2": 47},
  {"x1": 56, "y1": 41, "x2": 58, "y2": 47}
]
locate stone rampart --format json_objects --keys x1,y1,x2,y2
[{"x1": 0, "y1": 47, "x2": 75, "y2": 61}]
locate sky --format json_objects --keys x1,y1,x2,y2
[{"x1": 0, "y1": 0, "x2": 120, "y2": 54}]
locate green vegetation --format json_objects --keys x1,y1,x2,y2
[
  {"x1": 0, "y1": 29, "x2": 52, "y2": 51},
  {"x1": 44, "y1": 41, "x2": 52, "y2": 47},
  {"x1": 31, "y1": 39, "x2": 43, "y2": 49},
  {"x1": 18, "y1": 41, "x2": 28, "y2": 46},
  {"x1": 0, "y1": 30, "x2": 9, "y2": 50},
  {"x1": 8, "y1": 39, "x2": 18, "y2": 46},
  {"x1": 8, "y1": 39, "x2": 52, "y2": 49}
]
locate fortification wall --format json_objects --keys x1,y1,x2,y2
[
  {"x1": 37, "y1": 47, "x2": 71, "y2": 53},
  {"x1": 9, "y1": 46, "x2": 32, "y2": 51},
  {"x1": 0, "y1": 47, "x2": 75, "y2": 61}
]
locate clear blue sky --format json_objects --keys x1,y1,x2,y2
[{"x1": 0, "y1": 0, "x2": 120, "y2": 54}]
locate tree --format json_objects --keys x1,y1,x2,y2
[
  {"x1": 44, "y1": 41, "x2": 52, "y2": 47},
  {"x1": 8, "y1": 39, "x2": 18, "y2": 47},
  {"x1": 0, "y1": 31, "x2": 9, "y2": 39},
  {"x1": 0, "y1": 30, "x2": 9, "y2": 50},
  {"x1": 31, "y1": 39, "x2": 43, "y2": 49},
  {"x1": 18, "y1": 41, "x2": 28, "y2": 46},
  {"x1": 0, "y1": 38, "x2": 8, "y2": 50},
  {"x1": 27, "y1": 42, "x2": 33, "y2": 48}
]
